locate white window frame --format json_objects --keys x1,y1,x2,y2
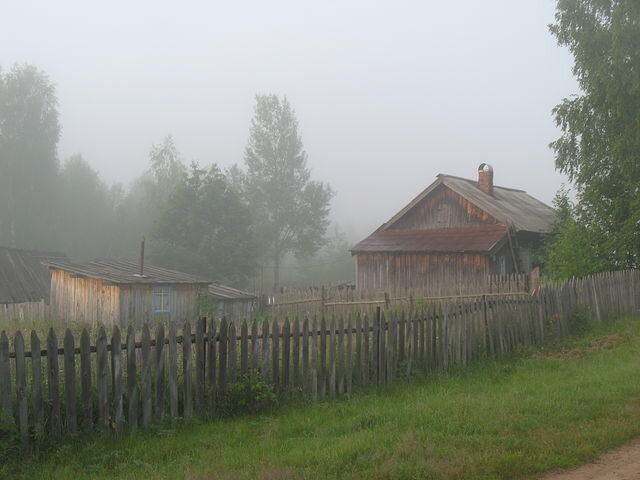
[{"x1": 153, "y1": 286, "x2": 171, "y2": 313}]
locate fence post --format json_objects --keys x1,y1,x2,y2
[
  {"x1": 15, "y1": 331, "x2": 28, "y2": 449},
  {"x1": 31, "y1": 331, "x2": 44, "y2": 436},
  {"x1": 141, "y1": 324, "x2": 152, "y2": 427},
  {"x1": 110, "y1": 326, "x2": 122, "y2": 433},
  {"x1": 0, "y1": 331, "x2": 12, "y2": 427},
  {"x1": 155, "y1": 324, "x2": 166, "y2": 421},
  {"x1": 375, "y1": 306, "x2": 381, "y2": 386},
  {"x1": 126, "y1": 326, "x2": 137, "y2": 431},
  {"x1": 48, "y1": 329, "x2": 61, "y2": 437}
]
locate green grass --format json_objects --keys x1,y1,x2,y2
[{"x1": 5, "y1": 316, "x2": 640, "y2": 480}]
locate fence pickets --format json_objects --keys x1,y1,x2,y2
[{"x1": 0, "y1": 269, "x2": 638, "y2": 449}]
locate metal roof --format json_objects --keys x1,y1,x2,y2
[
  {"x1": 47, "y1": 259, "x2": 210, "y2": 285},
  {"x1": 208, "y1": 283, "x2": 256, "y2": 301},
  {"x1": 380, "y1": 174, "x2": 557, "y2": 234},
  {"x1": 351, "y1": 225, "x2": 508, "y2": 254},
  {"x1": 0, "y1": 247, "x2": 67, "y2": 304}
]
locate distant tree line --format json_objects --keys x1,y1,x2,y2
[{"x1": 0, "y1": 64, "x2": 343, "y2": 289}]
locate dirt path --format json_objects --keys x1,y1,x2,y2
[{"x1": 539, "y1": 439, "x2": 640, "y2": 480}]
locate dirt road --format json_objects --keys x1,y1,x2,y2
[{"x1": 539, "y1": 439, "x2": 640, "y2": 480}]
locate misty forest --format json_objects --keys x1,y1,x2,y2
[{"x1": 0, "y1": 66, "x2": 344, "y2": 289}]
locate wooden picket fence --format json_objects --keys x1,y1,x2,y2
[
  {"x1": 263, "y1": 274, "x2": 530, "y2": 317},
  {"x1": 0, "y1": 269, "x2": 638, "y2": 450}
]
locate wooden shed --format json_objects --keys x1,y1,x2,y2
[
  {"x1": 208, "y1": 283, "x2": 257, "y2": 320},
  {"x1": 0, "y1": 247, "x2": 67, "y2": 320},
  {"x1": 48, "y1": 259, "x2": 210, "y2": 326},
  {"x1": 351, "y1": 165, "x2": 556, "y2": 292}
]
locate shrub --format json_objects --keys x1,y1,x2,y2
[{"x1": 219, "y1": 370, "x2": 277, "y2": 417}]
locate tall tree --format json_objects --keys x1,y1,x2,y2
[
  {"x1": 243, "y1": 94, "x2": 334, "y2": 289},
  {"x1": 546, "y1": 0, "x2": 640, "y2": 275},
  {"x1": 152, "y1": 163, "x2": 257, "y2": 286},
  {"x1": 54, "y1": 154, "x2": 117, "y2": 259},
  {"x1": 0, "y1": 64, "x2": 60, "y2": 248},
  {"x1": 112, "y1": 135, "x2": 186, "y2": 258}
]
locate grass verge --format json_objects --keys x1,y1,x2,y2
[{"x1": 4, "y1": 316, "x2": 640, "y2": 480}]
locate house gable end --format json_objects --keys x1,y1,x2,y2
[{"x1": 383, "y1": 182, "x2": 500, "y2": 231}]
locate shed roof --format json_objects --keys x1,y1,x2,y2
[
  {"x1": 209, "y1": 283, "x2": 256, "y2": 301},
  {"x1": 0, "y1": 247, "x2": 67, "y2": 304},
  {"x1": 380, "y1": 174, "x2": 556, "y2": 233},
  {"x1": 47, "y1": 259, "x2": 210, "y2": 285},
  {"x1": 351, "y1": 225, "x2": 508, "y2": 254}
]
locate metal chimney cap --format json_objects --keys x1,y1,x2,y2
[{"x1": 478, "y1": 163, "x2": 493, "y2": 172}]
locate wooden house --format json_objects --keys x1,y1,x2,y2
[
  {"x1": 0, "y1": 247, "x2": 68, "y2": 320},
  {"x1": 47, "y1": 259, "x2": 210, "y2": 326},
  {"x1": 208, "y1": 283, "x2": 257, "y2": 320},
  {"x1": 351, "y1": 165, "x2": 556, "y2": 292}
]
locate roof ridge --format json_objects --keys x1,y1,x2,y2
[
  {"x1": 437, "y1": 173, "x2": 527, "y2": 193},
  {"x1": 378, "y1": 225, "x2": 507, "y2": 235}
]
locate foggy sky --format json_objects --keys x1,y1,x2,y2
[{"x1": 1, "y1": 1, "x2": 577, "y2": 240}]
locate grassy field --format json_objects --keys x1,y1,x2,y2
[{"x1": 4, "y1": 315, "x2": 640, "y2": 480}]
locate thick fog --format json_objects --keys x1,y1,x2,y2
[{"x1": 1, "y1": 0, "x2": 575, "y2": 241}]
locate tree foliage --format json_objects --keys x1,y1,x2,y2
[
  {"x1": 152, "y1": 163, "x2": 258, "y2": 286},
  {"x1": 242, "y1": 94, "x2": 334, "y2": 288},
  {"x1": 0, "y1": 64, "x2": 59, "y2": 247},
  {"x1": 546, "y1": 0, "x2": 640, "y2": 277},
  {"x1": 537, "y1": 188, "x2": 606, "y2": 281}
]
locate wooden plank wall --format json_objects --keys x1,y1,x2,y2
[
  {"x1": 0, "y1": 301, "x2": 48, "y2": 323},
  {"x1": 355, "y1": 252, "x2": 492, "y2": 292},
  {"x1": 0, "y1": 269, "x2": 637, "y2": 450},
  {"x1": 389, "y1": 186, "x2": 498, "y2": 230},
  {"x1": 119, "y1": 285, "x2": 206, "y2": 327},
  {"x1": 50, "y1": 270, "x2": 120, "y2": 325},
  {"x1": 50, "y1": 271, "x2": 205, "y2": 327}
]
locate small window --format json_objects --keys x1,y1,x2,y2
[
  {"x1": 153, "y1": 286, "x2": 171, "y2": 313},
  {"x1": 497, "y1": 256, "x2": 507, "y2": 276}
]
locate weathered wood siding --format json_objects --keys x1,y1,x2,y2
[
  {"x1": 215, "y1": 299, "x2": 256, "y2": 321},
  {"x1": 0, "y1": 301, "x2": 48, "y2": 322},
  {"x1": 51, "y1": 270, "x2": 120, "y2": 325},
  {"x1": 389, "y1": 186, "x2": 499, "y2": 230},
  {"x1": 119, "y1": 285, "x2": 206, "y2": 327},
  {"x1": 356, "y1": 253, "x2": 490, "y2": 292},
  {"x1": 51, "y1": 270, "x2": 206, "y2": 326}
]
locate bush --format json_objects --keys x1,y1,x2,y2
[
  {"x1": 568, "y1": 307, "x2": 592, "y2": 335},
  {"x1": 219, "y1": 370, "x2": 277, "y2": 417}
]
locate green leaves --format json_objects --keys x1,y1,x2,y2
[
  {"x1": 241, "y1": 94, "x2": 334, "y2": 288},
  {"x1": 152, "y1": 163, "x2": 258, "y2": 286},
  {"x1": 545, "y1": 0, "x2": 640, "y2": 276}
]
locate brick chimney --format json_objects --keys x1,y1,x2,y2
[{"x1": 477, "y1": 163, "x2": 494, "y2": 195}]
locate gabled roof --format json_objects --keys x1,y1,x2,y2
[
  {"x1": 351, "y1": 225, "x2": 508, "y2": 254},
  {"x1": 209, "y1": 283, "x2": 256, "y2": 301},
  {"x1": 0, "y1": 247, "x2": 67, "y2": 304},
  {"x1": 47, "y1": 259, "x2": 210, "y2": 285},
  {"x1": 380, "y1": 174, "x2": 556, "y2": 233}
]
